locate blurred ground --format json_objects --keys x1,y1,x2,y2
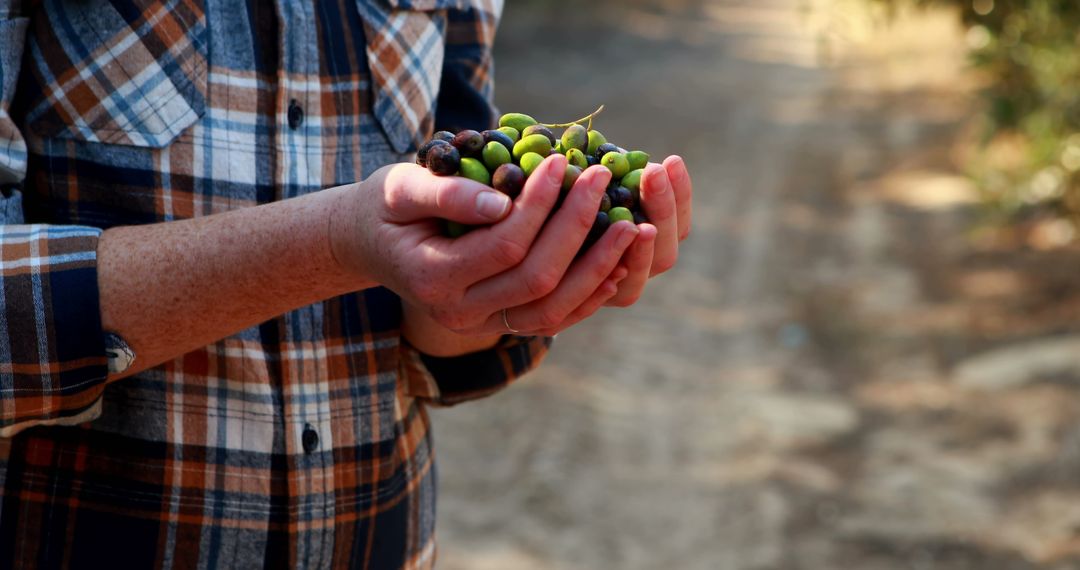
[{"x1": 431, "y1": 1, "x2": 1080, "y2": 568}]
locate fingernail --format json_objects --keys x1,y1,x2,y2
[
  {"x1": 616, "y1": 224, "x2": 639, "y2": 249},
  {"x1": 613, "y1": 266, "x2": 630, "y2": 281},
  {"x1": 594, "y1": 170, "x2": 612, "y2": 196},
  {"x1": 476, "y1": 191, "x2": 511, "y2": 220},
  {"x1": 548, "y1": 156, "x2": 568, "y2": 184}
]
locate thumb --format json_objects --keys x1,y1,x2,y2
[{"x1": 386, "y1": 164, "x2": 512, "y2": 224}]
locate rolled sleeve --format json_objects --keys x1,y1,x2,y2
[
  {"x1": 401, "y1": 334, "x2": 552, "y2": 406},
  {"x1": 0, "y1": 224, "x2": 109, "y2": 436}
]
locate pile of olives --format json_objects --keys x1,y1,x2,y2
[{"x1": 415, "y1": 108, "x2": 650, "y2": 253}]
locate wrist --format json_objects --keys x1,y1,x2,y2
[{"x1": 324, "y1": 182, "x2": 380, "y2": 288}]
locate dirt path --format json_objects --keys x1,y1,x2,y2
[{"x1": 432, "y1": 2, "x2": 1080, "y2": 568}]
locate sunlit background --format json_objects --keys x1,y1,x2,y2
[{"x1": 432, "y1": 1, "x2": 1080, "y2": 568}]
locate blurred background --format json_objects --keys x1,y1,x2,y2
[{"x1": 433, "y1": 1, "x2": 1080, "y2": 568}]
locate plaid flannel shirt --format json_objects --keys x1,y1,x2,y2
[{"x1": 0, "y1": 0, "x2": 551, "y2": 568}]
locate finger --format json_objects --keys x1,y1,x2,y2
[
  {"x1": 463, "y1": 165, "x2": 612, "y2": 310},
  {"x1": 663, "y1": 155, "x2": 693, "y2": 241},
  {"x1": 384, "y1": 163, "x2": 512, "y2": 224},
  {"x1": 478, "y1": 221, "x2": 639, "y2": 334},
  {"x1": 445, "y1": 155, "x2": 568, "y2": 282},
  {"x1": 606, "y1": 224, "x2": 657, "y2": 307},
  {"x1": 640, "y1": 164, "x2": 679, "y2": 277},
  {"x1": 535, "y1": 265, "x2": 630, "y2": 336}
]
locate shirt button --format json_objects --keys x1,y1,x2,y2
[
  {"x1": 288, "y1": 100, "x2": 304, "y2": 130},
  {"x1": 302, "y1": 423, "x2": 319, "y2": 454}
]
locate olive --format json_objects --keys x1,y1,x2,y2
[
  {"x1": 633, "y1": 210, "x2": 650, "y2": 225},
  {"x1": 561, "y1": 124, "x2": 589, "y2": 153},
  {"x1": 562, "y1": 165, "x2": 583, "y2": 193},
  {"x1": 594, "y1": 143, "x2": 621, "y2": 161},
  {"x1": 598, "y1": 192, "x2": 612, "y2": 213},
  {"x1": 482, "y1": 141, "x2": 512, "y2": 171},
  {"x1": 626, "y1": 151, "x2": 650, "y2": 171},
  {"x1": 579, "y1": 211, "x2": 610, "y2": 256},
  {"x1": 608, "y1": 207, "x2": 634, "y2": 224},
  {"x1": 522, "y1": 124, "x2": 556, "y2": 146},
  {"x1": 513, "y1": 133, "x2": 553, "y2": 161},
  {"x1": 608, "y1": 186, "x2": 634, "y2": 209},
  {"x1": 587, "y1": 130, "x2": 608, "y2": 155},
  {"x1": 452, "y1": 130, "x2": 484, "y2": 156},
  {"x1": 459, "y1": 157, "x2": 491, "y2": 185},
  {"x1": 492, "y1": 163, "x2": 526, "y2": 198},
  {"x1": 566, "y1": 148, "x2": 589, "y2": 170},
  {"x1": 432, "y1": 130, "x2": 455, "y2": 144},
  {"x1": 497, "y1": 126, "x2": 521, "y2": 143},
  {"x1": 499, "y1": 113, "x2": 537, "y2": 133},
  {"x1": 519, "y1": 152, "x2": 545, "y2": 176},
  {"x1": 446, "y1": 220, "x2": 471, "y2": 238},
  {"x1": 621, "y1": 169, "x2": 643, "y2": 192},
  {"x1": 482, "y1": 129, "x2": 516, "y2": 155},
  {"x1": 417, "y1": 139, "x2": 450, "y2": 167},
  {"x1": 426, "y1": 143, "x2": 461, "y2": 176},
  {"x1": 601, "y1": 152, "x2": 630, "y2": 179}
]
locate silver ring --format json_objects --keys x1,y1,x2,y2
[{"x1": 502, "y1": 309, "x2": 520, "y2": 334}]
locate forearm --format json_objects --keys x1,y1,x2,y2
[{"x1": 97, "y1": 184, "x2": 373, "y2": 378}]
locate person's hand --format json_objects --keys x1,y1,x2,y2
[
  {"x1": 604, "y1": 155, "x2": 692, "y2": 308},
  {"x1": 329, "y1": 154, "x2": 637, "y2": 337}
]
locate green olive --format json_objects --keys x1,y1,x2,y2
[
  {"x1": 601, "y1": 152, "x2": 630, "y2": 179},
  {"x1": 519, "y1": 152, "x2": 545, "y2": 176},
  {"x1": 562, "y1": 165, "x2": 583, "y2": 193},
  {"x1": 459, "y1": 157, "x2": 491, "y2": 185},
  {"x1": 513, "y1": 133, "x2": 553, "y2": 161},
  {"x1": 497, "y1": 126, "x2": 521, "y2": 143},
  {"x1": 566, "y1": 148, "x2": 589, "y2": 169},
  {"x1": 446, "y1": 220, "x2": 471, "y2": 238},
  {"x1": 562, "y1": 124, "x2": 589, "y2": 153},
  {"x1": 608, "y1": 207, "x2": 634, "y2": 224},
  {"x1": 626, "y1": 151, "x2": 650, "y2": 171},
  {"x1": 499, "y1": 113, "x2": 537, "y2": 133},
  {"x1": 621, "y1": 169, "x2": 644, "y2": 192},
  {"x1": 482, "y1": 141, "x2": 512, "y2": 171},
  {"x1": 587, "y1": 130, "x2": 608, "y2": 156}
]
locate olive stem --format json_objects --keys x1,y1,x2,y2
[{"x1": 540, "y1": 104, "x2": 605, "y2": 130}]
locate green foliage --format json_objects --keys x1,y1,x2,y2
[{"x1": 880, "y1": 1, "x2": 1080, "y2": 224}]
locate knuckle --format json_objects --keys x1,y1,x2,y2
[
  {"x1": 433, "y1": 178, "x2": 458, "y2": 211},
  {"x1": 383, "y1": 183, "x2": 411, "y2": 212},
  {"x1": 654, "y1": 253, "x2": 678, "y2": 275},
  {"x1": 524, "y1": 266, "x2": 561, "y2": 298},
  {"x1": 489, "y1": 233, "x2": 529, "y2": 267},
  {"x1": 590, "y1": 260, "x2": 614, "y2": 282},
  {"x1": 537, "y1": 305, "x2": 566, "y2": 329}
]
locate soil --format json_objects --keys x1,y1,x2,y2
[{"x1": 431, "y1": 1, "x2": 1080, "y2": 568}]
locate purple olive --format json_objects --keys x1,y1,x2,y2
[
  {"x1": 417, "y1": 139, "x2": 451, "y2": 167},
  {"x1": 452, "y1": 129, "x2": 485, "y2": 157},
  {"x1": 607, "y1": 186, "x2": 634, "y2": 209},
  {"x1": 482, "y1": 129, "x2": 515, "y2": 155},
  {"x1": 426, "y1": 143, "x2": 461, "y2": 176},
  {"x1": 432, "y1": 130, "x2": 455, "y2": 143},
  {"x1": 492, "y1": 163, "x2": 526, "y2": 198}
]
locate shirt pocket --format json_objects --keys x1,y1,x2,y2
[
  {"x1": 355, "y1": 0, "x2": 454, "y2": 154},
  {"x1": 20, "y1": 0, "x2": 207, "y2": 148}
]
